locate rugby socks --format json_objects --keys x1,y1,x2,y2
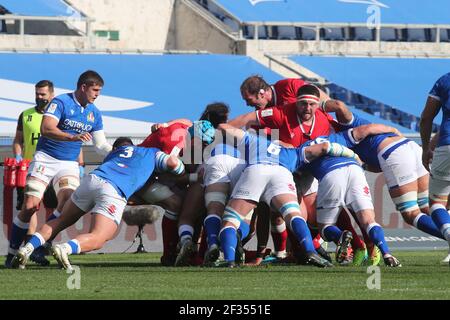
[
  {"x1": 238, "y1": 220, "x2": 250, "y2": 240},
  {"x1": 9, "y1": 216, "x2": 29, "y2": 254},
  {"x1": 178, "y1": 224, "x2": 194, "y2": 243},
  {"x1": 219, "y1": 226, "x2": 238, "y2": 262},
  {"x1": 46, "y1": 209, "x2": 61, "y2": 222},
  {"x1": 62, "y1": 239, "x2": 81, "y2": 255},
  {"x1": 271, "y1": 222, "x2": 288, "y2": 254},
  {"x1": 204, "y1": 214, "x2": 221, "y2": 247},
  {"x1": 162, "y1": 210, "x2": 179, "y2": 259},
  {"x1": 413, "y1": 213, "x2": 445, "y2": 239},
  {"x1": 22, "y1": 232, "x2": 46, "y2": 255},
  {"x1": 337, "y1": 211, "x2": 366, "y2": 250},
  {"x1": 367, "y1": 223, "x2": 390, "y2": 256},
  {"x1": 430, "y1": 204, "x2": 450, "y2": 242},
  {"x1": 290, "y1": 216, "x2": 316, "y2": 254},
  {"x1": 322, "y1": 225, "x2": 343, "y2": 243}
]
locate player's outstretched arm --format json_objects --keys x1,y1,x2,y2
[
  {"x1": 151, "y1": 118, "x2": 193, "y2": 133},
  {"x1": 351, "y1": 123, "x2": 401, "y2": 142},
  {"x1": 156, "y1": 151, "x2": 185, "y2": 175},
  {"x1": 227, "y1": 111, "x2": 259, "y2": 129},
  {"x1": 217, "y1": 123, "x2": 246, "y2": 142},
  {"x1": 303, "y1": 141, "x2": 360, "y2": 163},
  {"x1": 92, "y1": 130, "x2": 113, "y2": 156},
  {"x1": 321, "y1": 99, "x2": 353, "y2": 124}
]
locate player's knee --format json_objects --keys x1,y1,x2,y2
[
  {"x1": 53, "y1": 175, "x2": 79, "y2": 196},
  {"x1": 222, "y1": 206, "x2": 242, "y2": 229},
  {"x1": 279, "y1": 201, "x2": 301, "y2": 221},
  {"x1": 205, "y1": 191, "x2": 227, "y2": 208},
  {"x1": 392, "y1": 191, "x2": 420, "y2": 217}
]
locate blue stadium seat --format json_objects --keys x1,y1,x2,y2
[
  {"x1": 351, "y1": 27, "x2": 375, "y2": 41},
  {"x1": 380, "y1": 28, "x2": 398, "y2": 41},
  {"x1": 299, "y1": 27, "x2": 316, "y2": 40},
  {"x1": 276, "y1": 26, "x2": 298, "y2": 40},
  {"x1": 321, "y1": 27, "x2": 345, "y2": 41}
]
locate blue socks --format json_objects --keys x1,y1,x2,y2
[
  {"x1": 430, "y1": 204, "x2": 450, "y2": 241},
  {"x1": 66, "y1": 239, "x2": 81, "y2": 255},
  {"x1": 414, "y1": 213, "x2": 445, "y2": 239},
  {"x1": 219, "y1": 227, "x2": 237, "y2": 262},
  {"x1": 367, "y1": 223, "x2": 390, "y2": 256},
  {"x1": 204, "y1": 215, "x2": 221, "y2": 247},
  {"x1": 322, "y1": 225, "x2": 343, "y2": 243},
  {"x1": 290, "y1": 216, "x2": 316, "y2": 253},
  {"x1": 9, "y1": 216, "x2": 29, "y2": 253}
]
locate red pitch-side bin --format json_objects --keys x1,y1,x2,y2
[
  {"x1": 16, "y1": 159, "x2": 30, "y2": 188},
  {"x1": 3, "y1": 158, "x2": 18, "y2": 239}
]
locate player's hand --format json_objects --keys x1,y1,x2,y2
[
  {"x1": 422, "y1": 149, "x2": 433, "y2": 172},
  {"x1": 71, "y1": 132, "x2": 92, "y2": 142}
]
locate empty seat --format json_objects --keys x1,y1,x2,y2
[
  {"x1": 352, "y1": 27, "x2": 375, "y2": 41},
  {"x1": 321, "y1": 27, "x2": 345, "y2": 41},
  {"x1": 244, "y1": 25, "x2": 268, "y2": 39},
  {"x1": 277, "y1": 26, "x2": 298, "y2": 40},
  {"x1": 299, "y1": 27, "x2": 316, "y2": 40},
  {"x1": 406, "y1": 28, "x2": 427, "y2": 42},
  {"x1": 380, "y1": 28, "x2": 398, "y2": 41}
]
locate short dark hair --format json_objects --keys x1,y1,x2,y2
[
  {"x1": 240, "y1": 75, "x2": 270, "y2": 96},
  {"x1": 199, "y1": 102, "x2": 230, "y2": 128},
  {"x1": 297, "y1": 84, "x2": 320, "y2": 98},
  {"x1": 77, "y1": 70, "x2": 104, "y2": 89},
  {"x1": 35, "y1": 80, "x2": 54, "y2": 93},
  {"x1": 113, "y1": 137, "x2": 133, "y2": 150}
]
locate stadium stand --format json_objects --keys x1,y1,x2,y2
[
  {"x1": 195, "y1": 0, "x2": 450, "y2": 43},
  {"x1": 0, "y1": 0, "x2": 82, "y2": 17},
  {"x1": 0, "y1": 0, "x2": 86, "y2": 36},
  {"x1": 290, "y1": 55, "x2": 450, "y2": 130}
]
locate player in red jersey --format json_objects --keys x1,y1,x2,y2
[
  {"x1": 231, "y1": 84, "x2": 369, "y2": 264},
  {"x1": 240, "y1": 75, "x2": 330, "y2": 110}
]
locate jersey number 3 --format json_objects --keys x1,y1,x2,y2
[{"x1": 119, "y1": 146, "x2": 134, "y2": 158}]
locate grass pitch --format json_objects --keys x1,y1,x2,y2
[{"x1": 0, "y1": 250, "x2": 449, "y2": 300}]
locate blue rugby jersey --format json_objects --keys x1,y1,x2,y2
[
  {"x1": 92, "y1": 146, "x2": 169, "y2": 199},
  {"x1": 36, "y1": 93, "x2": 103, "y2": 161},
  {"x1": 239, "y1": 131, "x2": 359, "y2": 180},
  {"x1": 340, "y1": 114, "x2": 397, "y2": 170},
  {"x1": 429, "y1": 72, "x2": 450, "y2": 147}
]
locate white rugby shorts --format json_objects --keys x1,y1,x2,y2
[
  {"x1": 231, "y1": 164, "x2": 297, "y2": 206},
  {"x1": 316, "y1": 165, "x2": 373, "y2": 225},
  {"x1": 71, "y1": 174, "x2": 127, "y2": 225}
]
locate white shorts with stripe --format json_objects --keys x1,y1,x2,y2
[
  {"x1": 231, "y1": 164, "x2": 297, "y2": 206},
  {"x1": 316, "y1": 165, "x2": 373, "y2": 225},
  {"x1": 204, "y1": 154, "x2": 246, "y2": 189},
  {"x1": 378, "y1": 139, "x2": 428, "y2": 189},
  {"x1": 71, "y1": 174, "x2": 127, "y2": 225}
]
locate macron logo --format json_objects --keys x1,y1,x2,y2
[{"x1": 249, "y1": 0, "x2": 285, "y2": 6}]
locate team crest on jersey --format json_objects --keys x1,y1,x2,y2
[
  {"x1": 47, "y1": 103, "x2": 57, "y2": 114},
  {"x1": 70, "y1": 109, "x2": 75, "y2": 115},
  {"x1": 87, "y1": 112, "x2": 95, "y2": 123},
  {"x1": 261, "y1": 109, "x2": 273, "y2": 117}
]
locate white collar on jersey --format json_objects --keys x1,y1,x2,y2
[
  {"x1": 270, "y1": 85, "x2": 277, "y2": 106},
  {"x1": 297, "y1": 113, "x2": 316, "y2": 137},
  {"x1": 72, "y1": 92, "x2": 86, "y2": 113}
]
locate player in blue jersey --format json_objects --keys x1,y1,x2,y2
[
  {"x1": 217, "y1": 122, "x2": 401, "y2": 267},
  {"x1": 420, "y1": 72, "x2": 450, "y2": 264},
  {"x1": 323, "y1": 97, "x2": 447, "y2": 265},
  {"x1": 5, "y1": 70, "x2": 114, "y2": 268},
  {"x1": 201, "y1": 143, "x2": 246, "y2": 266},
  {"x1": 11, "y1": 137, "x2": 185, "y2": 270}
]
